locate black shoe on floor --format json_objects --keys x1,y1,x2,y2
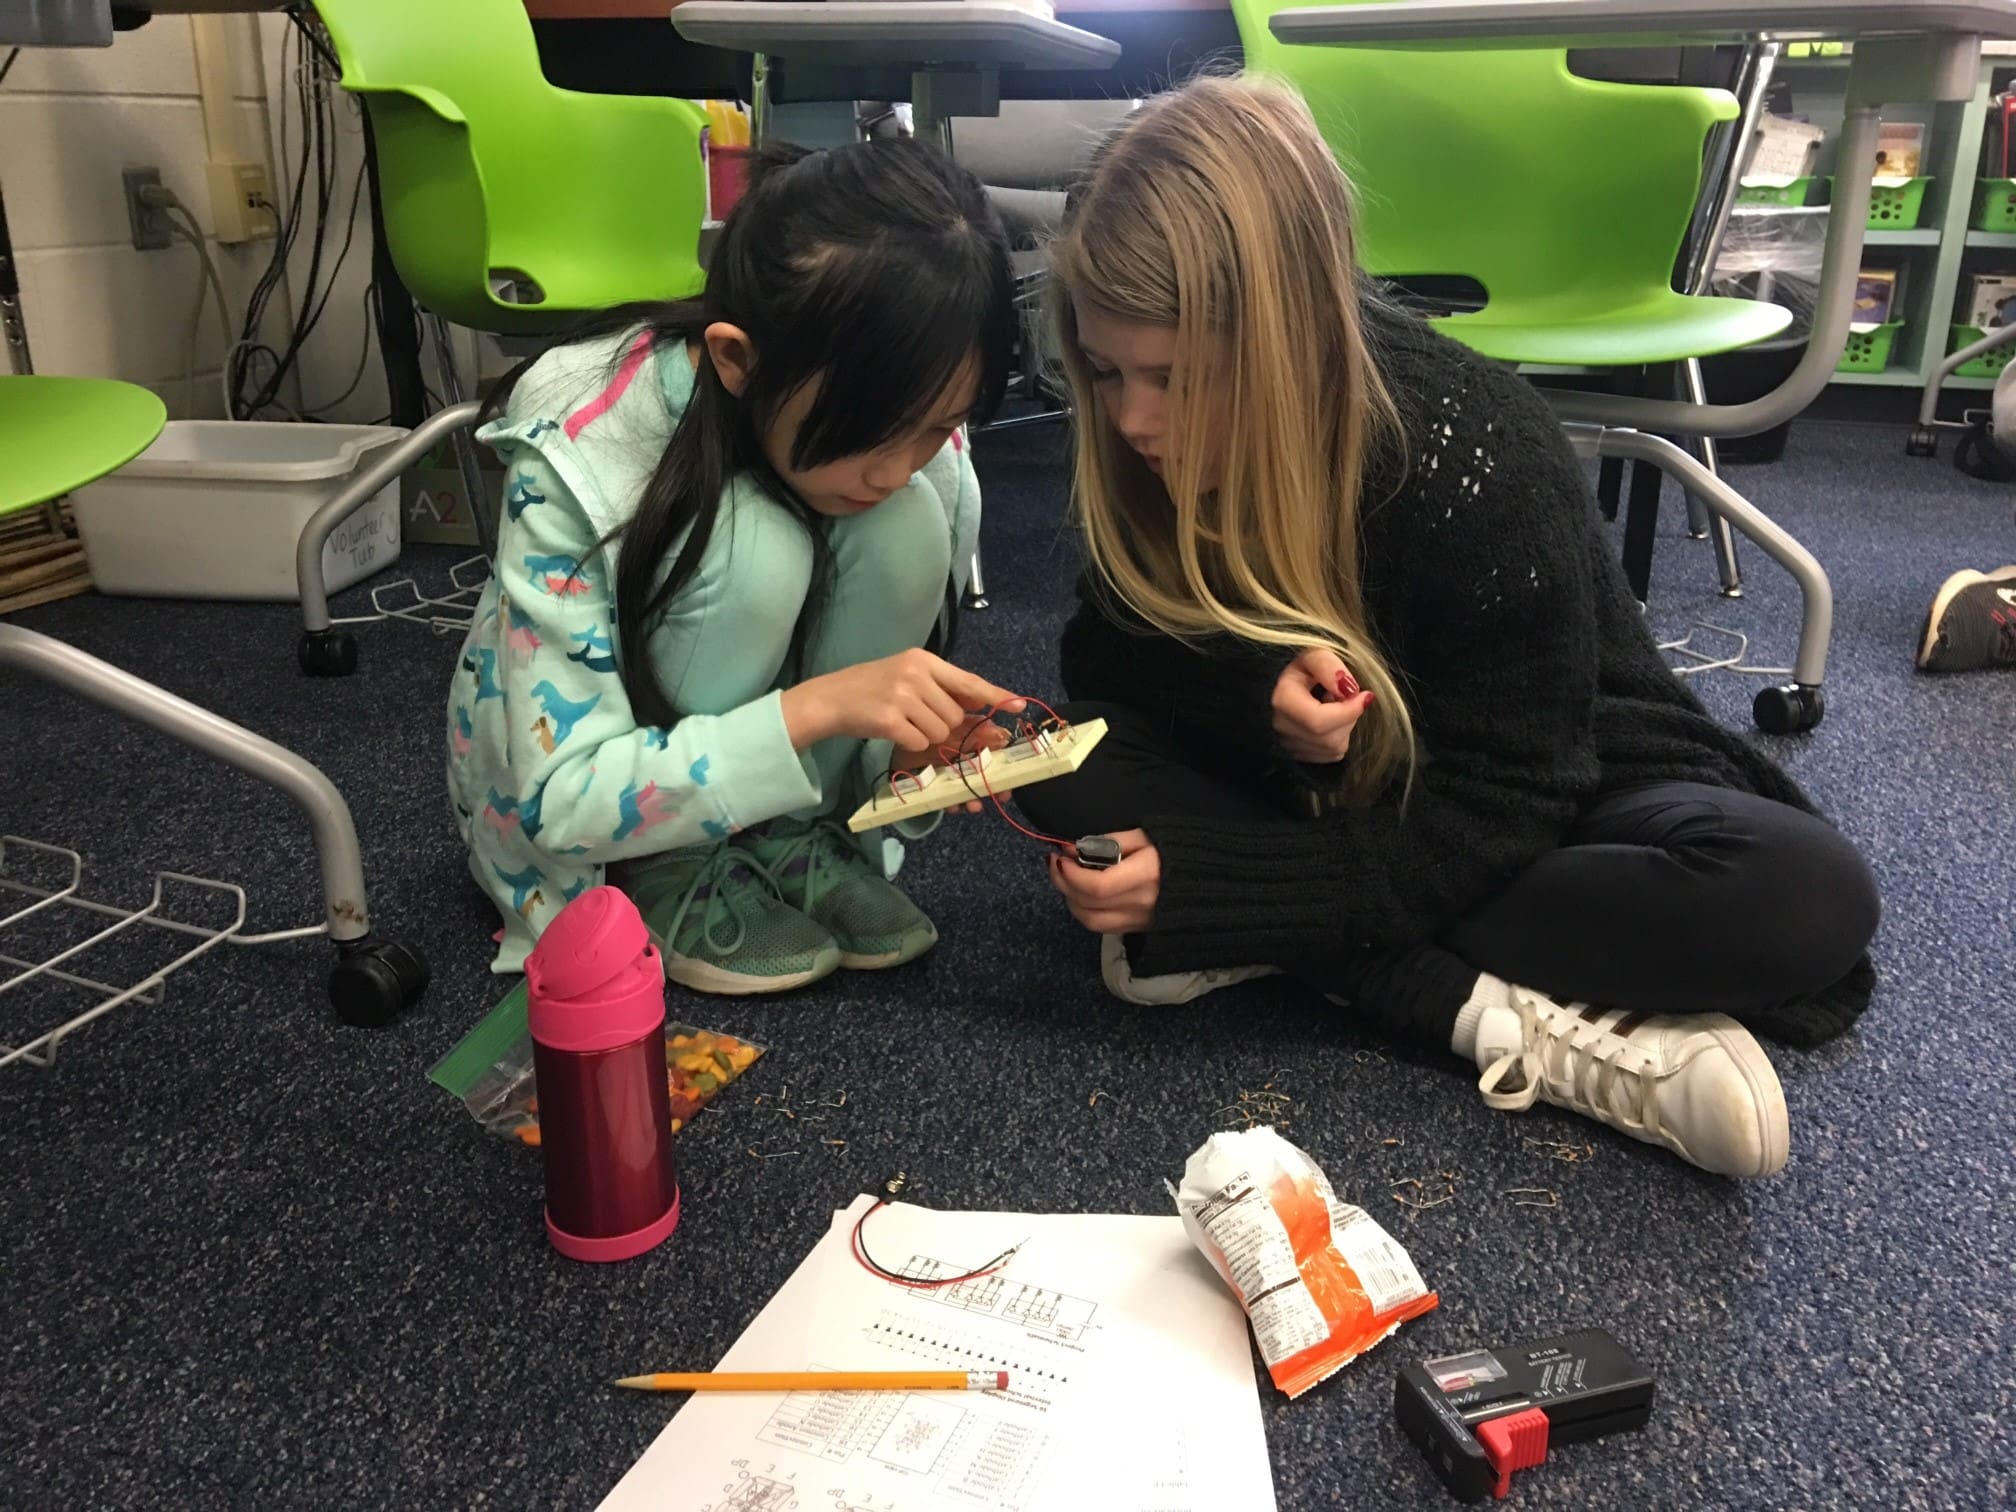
[{"x1": 1917, "y1": 567, "x2": 2016, "y2": 672}]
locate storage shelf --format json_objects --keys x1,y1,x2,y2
[
  {"x1": 1828, "y1": 367, "x2": 1923, "y2": 386},
  {"x1": 1864, "y1": 229, "x2": 1941, "y2": 246},
  {"x1": 1965, "y1": 230, "x2": 2016, "y2": 249},
  {"x1": 1942, "y1": 374, "x2": 2003, "y2": 390}
]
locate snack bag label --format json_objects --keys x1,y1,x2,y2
[
  {"x1": 1172, "y1": 1126, "x2": 1439, "y2": 1398},
  {"x1": 1187, "y1": 1174, "x2": 1334, "y2": 1362}
]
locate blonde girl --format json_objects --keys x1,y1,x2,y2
[{"x1": 1019, "y1": 78, "x2": 1879, "y2": 1179}]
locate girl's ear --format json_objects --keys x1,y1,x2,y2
[{"x1": 702, "y1": 322, "x2": 757, "y2": 398}]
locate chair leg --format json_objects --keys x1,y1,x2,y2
[
  {"x1": 296, "y1": 402, "x2": 483, "y2": 676},
  {"x1": 0, "y1": 624, "x2": 430, "y2": 1023},
  {"x1": 965, "y1": 549, "x2": 989, "y2": 610},
  {"x1": 429, "y1": 316, "x2": 499, "y2": 564},
  {"x1": 1620, "y1": 456, "x2": 1663, "y2": 604},
  {"x1": 1597, "y1": 455, "x2": 1624, "y2": 523},
  {"x1": 1681, "y1": 356, "x2": 1743, "y2": 597},
  {"x1": 1581, "y1": 426, "x2": 1831, "y2": 733}
]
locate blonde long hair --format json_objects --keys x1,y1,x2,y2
[{"x1": 1051, "y1": 75, "x2": 1413, "y2": 803}]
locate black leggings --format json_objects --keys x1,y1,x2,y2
[{"x1": 1018, "y1": 704, "x2": 1881, "y2": 1051}]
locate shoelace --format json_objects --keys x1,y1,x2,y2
[
  {"x1": 664, "y1": 845, "x2": 787, "y2": 957},
  {"x1": 1475, "y1": 990, "x2": 1665, "y2": 1140},
  {"x1": 762, "y1": 820, "x2": 861, "y2": 915}
]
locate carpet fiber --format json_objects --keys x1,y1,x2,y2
[{"x1": 3, "y1": 418, "x2": 2011, "y2": 1508}]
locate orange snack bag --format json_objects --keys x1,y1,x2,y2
[{"x1": 1171, "y1": 1127, "x2": 1440, "y2": 1398}]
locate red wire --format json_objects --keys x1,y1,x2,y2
[
  {"x1": 875, "y1": 693, "x2": 1083, "y2": 858},
  {"x1": 953, "y1": 702, "x2": 1076, "y2": 857},
  {"x1": 849, "y1": 1201, "x2": 1017, "y2": 1288}
]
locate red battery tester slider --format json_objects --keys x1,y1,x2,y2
[{"x1": 1394, "y1": 1328, "x2": 1654, "y2": 1502}]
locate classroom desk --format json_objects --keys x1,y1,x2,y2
[
  {"x1": 673, "y1": 2, "x2": 1121, "y2": 134},
  {"x1": 1271, "y1": 0, "x2": 2016, "y2": 48}
]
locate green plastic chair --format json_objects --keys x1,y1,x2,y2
[
  {"x1": 0, "y1": 375, "x2": 165, "y2": 515},
  {"x1": 314, "y1": 0, "x2": 709, "y2": 334},
  {"x1": 1232, "y1": 0, "x2": 1792, "y2": 366},
  {"x1": 0, "y1": 373, "x2": 430, "y2": 1032}
]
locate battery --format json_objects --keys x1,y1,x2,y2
[{"x1": 1394, "y1": 1327, "x2": 1655, "y2": 1501}]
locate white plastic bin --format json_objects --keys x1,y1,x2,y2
[{"x1": 71, "y1": 421, "x2": 407, "y2": 600}]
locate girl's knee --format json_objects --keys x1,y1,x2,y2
[
  {"x1": 827, "y1": 483, "x2": 954, "y2": 616},
  {"x1": 1740, "y1": 811, "x2": 1880, "y2": 990}
]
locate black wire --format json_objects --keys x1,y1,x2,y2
[
  {"x1": 238, "y1": 15, "x2": 365, "y2": 420},
  {"x1": 852, "y1": 1201, "x2": 1019, "y2": 1286},
  {"x1": 286, "y1": 5, "x2": 342, "y2": 72},
  {"x1": 302, "y1": 282, "x2": 378, "y2": 415},
  {"x1": 0, "y1": 48, "x2": 21, "y2": 89},
  {"x1": 231, "y1": 23, "x2": 319, "y2": 416}
]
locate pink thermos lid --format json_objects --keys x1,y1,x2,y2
[{"x1": 525, "y1": 887, "x2": 665, "y2": 1052}]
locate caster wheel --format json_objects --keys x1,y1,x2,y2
[
  {"x1": 1905, "y1": 425, "x2": 1939, "y2": 459},
  {"x1": 299, "y1": 629, "x2": 358, "y2": 677},
  {"x1": 329, "y1": 937, "x2": 431, "y2": 1027},
  {"x1": 1753, "y1": 683, "x2": 1825, "y2": 736}
]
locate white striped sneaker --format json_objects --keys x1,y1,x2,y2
[{"x1": 1471, "y1": 986, "x2": 1790, "y2": 1178}]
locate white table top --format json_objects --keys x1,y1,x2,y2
[
  {"x1": 1270, "y1": 0, "x2": 2016, "y2": 49},
  {"x1": 672, "y1": 2, "x2": 1121, "y2": 70}
]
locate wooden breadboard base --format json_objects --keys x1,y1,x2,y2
[{"x1": 847, "y1": 717, "x2": 1108, "y2": 833}]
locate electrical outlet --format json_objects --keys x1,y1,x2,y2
[
  {"x1": 123, "y1": 166, "x2": 171, "y2": 251},
  {"x1": 206, "y1": 159, "x2": 278, "y2": 244}
]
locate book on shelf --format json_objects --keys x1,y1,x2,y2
[
  {"x1": 1854, "y1": 267, "x2": 1899, "y2": 330},
  {"x1": 1744, "y1": 114, "x2": 1824, "y2": 185},
  {"x1": 1965, "y1": 272, "x2": 2016, "y2": 331},
  {"x1": 1872, "y1": 121, "x2": 1924, "y2": 184}
]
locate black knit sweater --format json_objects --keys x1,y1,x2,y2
[{"x1": 1059, "y1": 302, "x2": 1873, "y2": 1048}]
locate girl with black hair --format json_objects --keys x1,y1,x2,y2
[{"x1": 448, "y1": 139, "x2": 1022, "y2": 990}]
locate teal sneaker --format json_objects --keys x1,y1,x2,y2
[
  {"x1": 742, "y1": 818, "x2": 938, "y2": 970},
  {"x1": 620, "y1": 845, "x2": 841, "y2": 996}
]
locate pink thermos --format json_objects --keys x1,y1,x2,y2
[{"x1": 525, "y1": 886, "x2": 681, "y2": 1262}]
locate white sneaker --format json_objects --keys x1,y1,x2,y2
[
  {"x1": 1099, "y1": 934, "x2": 1281, "y2": 1007},
  {"x1": 1471, "y1": 985, "x2": 1790, "y2": 1178}
]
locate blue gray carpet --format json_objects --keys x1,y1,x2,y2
[{"x1": 2, "y1": 417, "x2": 2011, "y2": 1508}]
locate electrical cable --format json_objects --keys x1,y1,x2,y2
[
  {"x1": 0, "y1": 47, "x2": 21, "y2": 89},
  {"x1": 850, "y1": 1201, "x2": 1023, "y2": 1289},
  {"x1": 160, "y1": 204, "x2": 234, "y2": 418},
  {"x1": 933, "y1": 696, "x2": 1084, "y2": 858},
  {"x1": 231, "y1": 12, "x2": 367, "y2": 421}
]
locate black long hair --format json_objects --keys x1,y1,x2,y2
[{"x1": 485, "y1": 138, "x2": 1015, "y2": 727}]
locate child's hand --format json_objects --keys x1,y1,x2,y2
[
  {"x1": 782, "y1": 649, "x2": 1025, "y2": 756},
  {"x1": 893, "y1": 715, "x2": 1014, "y2": 814},
  {"x1": 1048, "y1": 829, "x2": 1160, "y2": 934},
  {"x1": 1272, "y1": 648, "x2": 1374, "y2": 764}
]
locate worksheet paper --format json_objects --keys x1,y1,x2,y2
[{"x1": 597, "y1": 1195, "x2": 1276, "y2": 1512}]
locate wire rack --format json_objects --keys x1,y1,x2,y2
[
  {"x1": 0, "y1": 837, "x2": 324, "y2": 1071},
  {"x1": 1659, "y1": 622, "x2": 1792, "y2": 680},
  {"x1": 334, "y1": 554, "x2": 490, "y2": 637}
]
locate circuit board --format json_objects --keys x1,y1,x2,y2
[{"x1": 846, "y1": 718, "x2": 1108, "y2": 833}]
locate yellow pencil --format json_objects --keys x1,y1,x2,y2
[{"x1": 614, "y1": 1369, "x2": 1008, "y2": 1393}]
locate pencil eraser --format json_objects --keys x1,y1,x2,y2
[{"x1": 996, "y1": 1371, "x2": 1009, "y2": 1391}]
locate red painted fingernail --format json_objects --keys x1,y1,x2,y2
[
  {"x1": 1364, "y1": 690, "x2": 1377, "y2": 705},
  {"x1": 1336, "y1": 670, "x2": 1360, "y2": 698}
]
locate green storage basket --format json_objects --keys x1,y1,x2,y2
[
  {"x1": 1946, "y1": 325, "x2": 2016, "y2": 379},
  {"x1": 1736, "y1": 177, "x2": 1820, "y2": 209},
  {"x1": 1830, "y1": 176, "x2": 1931, "y2": 230},
  {"x1": 1971, "y1": 179, "x2": 2016, "y2": 233},
  {"x1": 1837, "y1": 323, "x2": 1902, "y2": 373}
]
